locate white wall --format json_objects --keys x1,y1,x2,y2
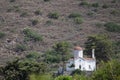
[{"x1": 74, "y1": 50, "x2": 83, "y2": 58}]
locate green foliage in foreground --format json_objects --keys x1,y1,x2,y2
[
  {"x1": 0, "y1": 52, "x2": 48, "y2": 80},
  {"x1": 30, "y1": 74, "x2": 53, "y2": 80},
  {"x1": 92, "y1": 60, "x2": 120, "y2": 80},
  {"x1": 29, "y1": 60, "x2": 120, "y2": 80}
]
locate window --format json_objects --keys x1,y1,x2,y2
[
  {"x1": 89, "y1": 65, "x2": 91, "y2": 69},
  {"x1": 79, "y1": 65, "x2": 81, "y2": 69}
]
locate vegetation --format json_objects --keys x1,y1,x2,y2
[
  {"x1": 14, "y1": 44, "x2": 27, "y2": 52},
  {"x1": 104, "y1": 22, "x2": 120, "y2": 32},
  {"x1": 20, "y1": 12, "x2": 29, "y2": 17},
  {"x1": 48, "y1": 12, "x2": 59, "y2": 19},
  {"x1": 0, "y1": 52, "x2": 48, "y2": 80},
  {"x1": 45, "y1": 41, "x2": 71, "y2": 63},
  {"x1": 68, "y1": 13, "x2": 81, "y2": 18},
  {"x1": 92, "y1": 60, "x2": 120, "y2": 80},
  {"x1": 74, "y1": 17, "x2": 83, "y2": 24},
  {"x1": 23, "y1": 28, "x2": 43, "y2": 42},
  {"x1": 34, "y1": 10, "x2": 42, "y2": 15},
  {"x1": 44, "y1": 0, "x2": 50, "y2": 2},
  {"x1": 30, "y1": 74, "x2": 53, "y2": 80},
  {"x1": 79, "y1": 1, "x2": 90, "y2": 6},
  {"x1": 91, "y1": 3, "x2": 99, "y2": 7},
  {"x1": 0, "y1": 32, "x2": 5, "y2": 39},
  {"x1": 55, "y1": 75, "x2": 72, "y2": 80},
  {"x1": 31, "y1": 19, "x2": 39, "y2": 26},
  {"x1": 85, "y1": 34, "x2": 113, "y2": 61}
]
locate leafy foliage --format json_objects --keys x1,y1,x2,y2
[
  {"x1": 92, "y1": 60, "x2": 120, "y2": 80},
  {"x1": 23, "y1": 28, "x2": 43, "y2": 42},
  {"x1": 0, "y1": 51, "x2": 48, "y2": 80},
  {"x1": 0, "y1": 32, "x2": 5, "y2": 39},
  {"x1": 48, "y1": 12, "x2": 59, "y2": 19},
  {"x1": 74, "y1": 17, "x2": 83, "y2": 24},
  {"x1": 31, "y1": 19, "x2": 39, "y2": 26},
  {"x1": 45, "y1": 41, "x2": 71, "y2": 63},
  {"x1": 85, "y1": 34, "x2": 113, "y2": 61},
  {"x1": 14, "y1": 44, "x2": 27, "y2": 52},
  {"x1": 55, "y1": 75, "x2": 72, "y2": 80},
  {"x1": 29, "y1": 74, "x2": 53, "y2": 80},
  {"x1": 104, "y1": 22, "x2": 120, "y2": 33},
  {"x1": 68, "y1": 13, "x2": 81, "y2": 18}
]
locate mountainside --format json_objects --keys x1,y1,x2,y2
[{"x1": 0, "y1": 0, "x2": 120, "y2": 65}]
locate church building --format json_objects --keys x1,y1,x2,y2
[{"x1": 66, "y1": 46, "x2": 96, "y2": 72}]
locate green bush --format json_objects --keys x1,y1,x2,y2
[
  {"x1": 30, "y1": 74, "x2": 53, "y2": 80},
  {"x1": 44, "y1": 0, "x2": 50, "y2": 2},
  {"x1": 23, "y1": 28, "x2": 43, "y2": 42},
  {"x1": 48, "y1": 12, "x2": 59, "y2": 19},
  {"x1": 55, "y1": 75, "x2": 72, "y2": 80},
  {"x1": 15, "y1": 44, "x2": 27, "y2": 52},
  {"x1": 26, "y1": 51, "x2": 40, "y2": 59},
  {"x1": 92, "y1": 3, "x2": 99, "y2": 7},
  {"x1": 102, "y1": 4, "x2": 109, "y2": 8},
  {"x1": 31, "y1": 19, "x2": 39, "y2": 25},
  {"x1": 79, "y1": 1, "x2": 90, "y2": 6},
  {"x1": 9, "y1": 0, "x2": 15, "y2": 2},
  {"x1": 20, "y1": 12, "x2": 28, "y2": 17},
  {"x1": 0, "y1": 32, "x2": 5, "y2": 39},
  {"x1": 92, "y1": 60, "x2": 120, "y2": 80},
  {"x1": 34, "y1": 10, "x2": 42, "y2": 15},
  {"x1": 74, "y1": 17, "x2": 83, "y2": 24},
  {"x1": 45, "y1": 20, "x2": 53, "y2": 25},
  {"x1": 104, "y1": 22, "x2": 120, "y2": 32},
  {"x1": 68, "y1": 13, "x2": 81, "y2": 18}
]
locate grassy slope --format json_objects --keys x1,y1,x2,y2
[{"x1": 0, "y1": 0, "x2": 120, "y2": 65}]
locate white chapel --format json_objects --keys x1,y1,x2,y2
[{"x1": 66, "y1": 46, "x2": 96, "y2": 72}]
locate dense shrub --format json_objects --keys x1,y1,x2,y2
[
  {"x1": 23, "y1": 28, "x2": 43, "y2": 42},
  {"x1": 71, "y1": 69, "x2": 82, "y2": 75},
  {"x1": 104, "y1": 22, "x2": 120, "y2": 32},
  {"x1": 9, "y1": 0, "x2": 15, "y2": 2},
  {"x1": 68, "y1": 13, "x2": 81, "y2": 18},
  {"x1": 85, "y1": 34, "x2": 113, "y2": 61},
  {"x1": 15, "y1": 44, "x2": 27, "y2": 52},
  {"x1": 48, "y1": 12, "x2": 59, "y2": 19},
  {"x1": 92, "y1": 60, "x2": 120, "y2": 80},
  {"x1": 92, "y1": 3, "x2": 99, "y2": 7},
  {"x1": 30, "y1": 74, "x2": 53, "y2": 80},
  {"x1": 26, "y1": 51, "x2": 41, "y2": 60},
  {"x1": 79, "y1": 1, "x2": 90, "y2": 6},
  {"x1": 20, "y1": 12, "x2": 28, "y2": 17},
  {"x1": 31, "y1": 19, "x2": 39, "y2": 25},
  {"x1": 44, "y1": 0, "x2": 50, "y2": 2},
  {"x1": 74, "y1": 17, "x2": 83, "y2": 24},
  {"x1": 102, "y1": 4, "x2": 109, "y2": 8},
  {"x1": 45, "y1": 20, "x2": 53, "y2": 25},
  {"x1": 55, "y1": 75, "x2": 72, "y2": 80},
  {"x1": 34, "y1": 10, "x2": 42, "y2": 15},
  {"x1": 0, "y1": 32, "x2": 5, "y2": 39}
]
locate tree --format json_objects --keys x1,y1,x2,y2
[
  {"x1": 0, "y1": 52, "x2": 48, "y2": 80},
  {"x1": 92, "y1": 60, "x2": 120, "y2": 80},
  {"x1": 53, "y1": 41, "x2": 71, "y2": 62},
  {"x1": 85, "y1": 34, "x2": 113, "y2": 61}
]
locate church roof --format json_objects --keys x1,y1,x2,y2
[{"x1": 74, "y1": 46, "x2": 83, "y2": 50}]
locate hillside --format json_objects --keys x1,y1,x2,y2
[{"x1": 0, "y1": 0, "x2": 120, "y2": 65}]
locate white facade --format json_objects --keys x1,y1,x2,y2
[{"x1": 66, "y1": 46, "x2": 96, "y2": 72}]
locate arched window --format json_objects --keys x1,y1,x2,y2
[{"x1": 79, "y1": 65, "x2": 81, "y2": 69}]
